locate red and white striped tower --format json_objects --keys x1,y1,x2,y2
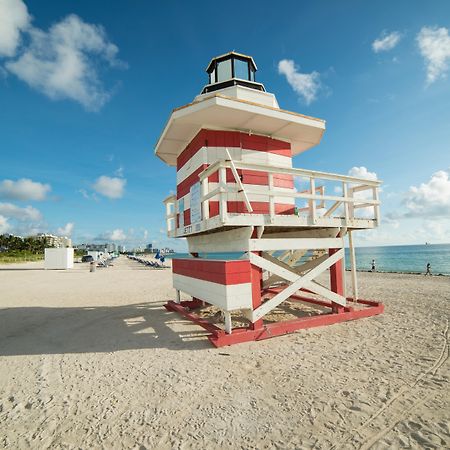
[{"x1": 156, "y1": 52, "x2": 383, "y2": 347}]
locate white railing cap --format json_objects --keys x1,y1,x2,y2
[{"x1": 198, "y1": 159, "x2": 382, "y2": 186}]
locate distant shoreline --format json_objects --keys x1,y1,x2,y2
[{"x1": 347, "y1": 269, "x2": 450, "y2": 277}]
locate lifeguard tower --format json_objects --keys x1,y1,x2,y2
[{"x1": 156, "y1": 52, "x2": 383, "y2": 347}]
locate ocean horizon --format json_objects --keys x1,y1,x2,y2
[{"x1": 164, "y1": 243, "x2": 450, "y2": 276}]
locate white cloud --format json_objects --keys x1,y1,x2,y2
[
  {"x1": 404, "y1": 168, "x2": 450, "y2": 217},
  {"x1": 110, "y1": 229, "x2": 126, "y2": 241},
  {"x1": 383, "y1": 215, "x2": 400, "y2": 229},
  {"x1": 0, "y1": 215, "x2": 11, "y2": 234},
  {"x1": 278, "y1": 59, "x2": 321, "y2": 105},
  {"x1": 423, "y1": 219, "x2": 450, "y2": 240},
  {"x1": 79, "y1": 189, "x2": 90, "y2": 199},
  {"x1": 0, "y1": 0, "x2": 30, "y2": 57},
  {"x1": 57, "y1": 222, "x2": 74, "y2": 236},
  {"x1": 0, "y1": 202, "x2": 42, "y2": 221},
  {"x1": 372, "y1": 31, "x2": 402, "y2": 53},
  {"x1": 4, "y1": 12, "x2": 125, "y2": 110},
  {"x1": 348, "y1": 166, "x2": 378, "y2": 181},
  {"x1": 0, "y1": 178, "x2": 51, "y2": 201},
  {"x1": 93, "y1": 175, "x2": 126, "y2": 199},
  {"x1": 417, "y1": 26, "x2": 450, "y2": 85}
]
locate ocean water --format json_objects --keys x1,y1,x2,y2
[
  {"x1": 344, "y1": 244, "x2": 450, "y2": 275},
  {"x1": 165, "y1": 243, "x2": 450, "y2": 276}
]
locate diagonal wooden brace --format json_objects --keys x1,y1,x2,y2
[
  {"x1": 249, "y1": 249, "x2": 346, "y2": 322},
  {"x1": 257, "y1": 252, "x2": 346, "y2": 307},
  {"x1": 226, "y1": 148, "x2": 253, "y2": 213},
  {"x1": 263, "y1": 252, "x2": 329, "y2": 288}
]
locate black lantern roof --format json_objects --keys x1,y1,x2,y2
[{"x1": 201, "y1": 51, "x2": 266, "y2": 94}]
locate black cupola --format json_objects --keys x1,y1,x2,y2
[{"x1": 201, "y1": 51, "x2": 266, "y2": 94}]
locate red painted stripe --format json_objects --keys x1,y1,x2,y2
[
  {"x1": 180, "y1": 203, "x2": 294, "y2": 225},
  {"x1": 177, "y1": 129, "x2": 292, "y2": 170},
  {"x1": 176, "y1": 130, "x2": 209, "y2": 170},
  {"x1": 176, "y1": 164, "x2": 208, "y2": 199},
  {"x1": 177, "y1": 166, "x2": 294, "y2": 198},
  {"x1": 207, "y1": 169, "x2": 294, "y2": 188},
  {"x1": 173, "y1": 258, "x2": 251, "y2": 285}
]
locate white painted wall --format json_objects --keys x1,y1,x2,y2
[
  {"x1": 44, "y1": 248, "x2": 74, "y2": 270},
  {"x1": 173, "y1": 274, "x2": 253, "y2": 311},
  {"x1": 194, "y1": 85, "x2": 280, "y2": 108}
]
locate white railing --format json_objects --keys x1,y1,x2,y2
[{"x1": 164, "y1": 160, "x2": 381, "y2": 235}]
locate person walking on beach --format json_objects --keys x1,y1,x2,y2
[
  {"x1": 425, "y1": 262, "x2": 432, "y2": 276},
  {"x1": 371, "y1": 259, "x2": 376, "y2": 272}
]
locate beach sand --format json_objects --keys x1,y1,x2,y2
[{"x1": 0, "y1": 256, "x2": 449, "y2": 449}]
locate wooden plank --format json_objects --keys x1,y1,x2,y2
[
  {"x1": 202, "y1": 186, "x2": 221, "y2": 202},
  {"x1": 232, "y1": 161, "x2": 381, "y2": 186},
  {"x1": 348, "y1": 230, "x2": 358, "y2": 301},
  {"x1": 262, "y1": 252, "x2": 329, "y2": 288},
  {"x1": 219, "y1": 166, "x2": 228, "y2": 223},
  {"x1": 324, "y1": 201, "x2": 342, "y2": 217},
  {"x1": 309, "y1": 178, "x2": 316, "y2": 223},
  {"x1": 374, "y1": 186, "x2": 380, "y2": 223},
  {"x1": 224, "y1": 311, "x2": 232, "y2": 334},
  {"x1": 187, "y1": 227, "x2": 253, "y2": 253},
  {"x1": 304, "y1": 280, "x2": 346, "y2": 306},
  {"x1": 249, "y1": 237, "x2": 343, "y2": 251},
  {"x1": 343, "y1": 182, "x2": 349, "y2": 224},
  {"x1": 268, "y1": 173, "x2": 275, "y2": 222},
  {"x1": 351, "y1": 184, "x2": 374, "y2": 193},
  {"x1": 198, "y1": 160, "x2": 382, "y2": 188},
  {"x1": 250, "y1": 252, "x2": 298, "y2": 283},
  {"x1": 241, "y1": 188, "x2": 379, "y2": 204},
  {"x1": 354, "y1": 202, "x2": 378, "y2": 209}
]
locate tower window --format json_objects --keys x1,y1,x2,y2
[
  {"x1": 216, "y1": 59, "x2": 232, "y2": 82},
  {"x1": 234, "y1": 58, "x2": 249, "y2": 80}
]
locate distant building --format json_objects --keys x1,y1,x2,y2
[
  {"x1": 36, "y1": 234, "x2": 72, "y2": 248},
  {"x1": 118, "y1": 245, "x2": 125, "y2": 253},
  {"x1": 85, "y1": 244, "x2": 106, "y2": 252},
  {"x1": 74, "y1": 243, "x2": 111, "y2": 252}
]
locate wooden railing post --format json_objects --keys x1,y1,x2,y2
[
  {"x1": 309, "y1": 177, "x2": 316, "y2": 223},
  {"x1": 348, "y1": 230, "x2": 358, "y2": 302},
  {"x1": 373, "y1": 187, "x2": 380, "y2": 223},
  {"x1": 329, "y1": 248, "x2": 345, "y2": 313},
  {"x1": 219, "y1": 165, "x2": 228, "y2": 224},
  {"x1": 201, "y1": 177, "x2": 209, "y2": 221},
  {"x1": 342, "y1": 182, "x2": 349, "y2": 225},
  {"x1": 348, "y1": 186, "x2": 355, "y2": 221},
  {"x1": 268, "y1": 173, "x2": 275, "y2": 223}
]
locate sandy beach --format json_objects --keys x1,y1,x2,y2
[{"x1": 0, "y1": 256, "x2": 449, "y2": 449}]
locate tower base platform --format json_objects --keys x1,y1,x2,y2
[{"x1": 164, "y1": 293, "x2": 384, "y2": 348}]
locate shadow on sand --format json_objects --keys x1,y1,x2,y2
[{"x1": 0, "y1": 302, "x2": 213, "y2": 356}]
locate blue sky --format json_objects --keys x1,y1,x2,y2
[{"x1": 1, "y1": 0, "x2": 449, "y2": 250}]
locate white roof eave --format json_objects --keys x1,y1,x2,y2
[{"x1": 155, "y1": 95, "x2": 326, "y2": 166}]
